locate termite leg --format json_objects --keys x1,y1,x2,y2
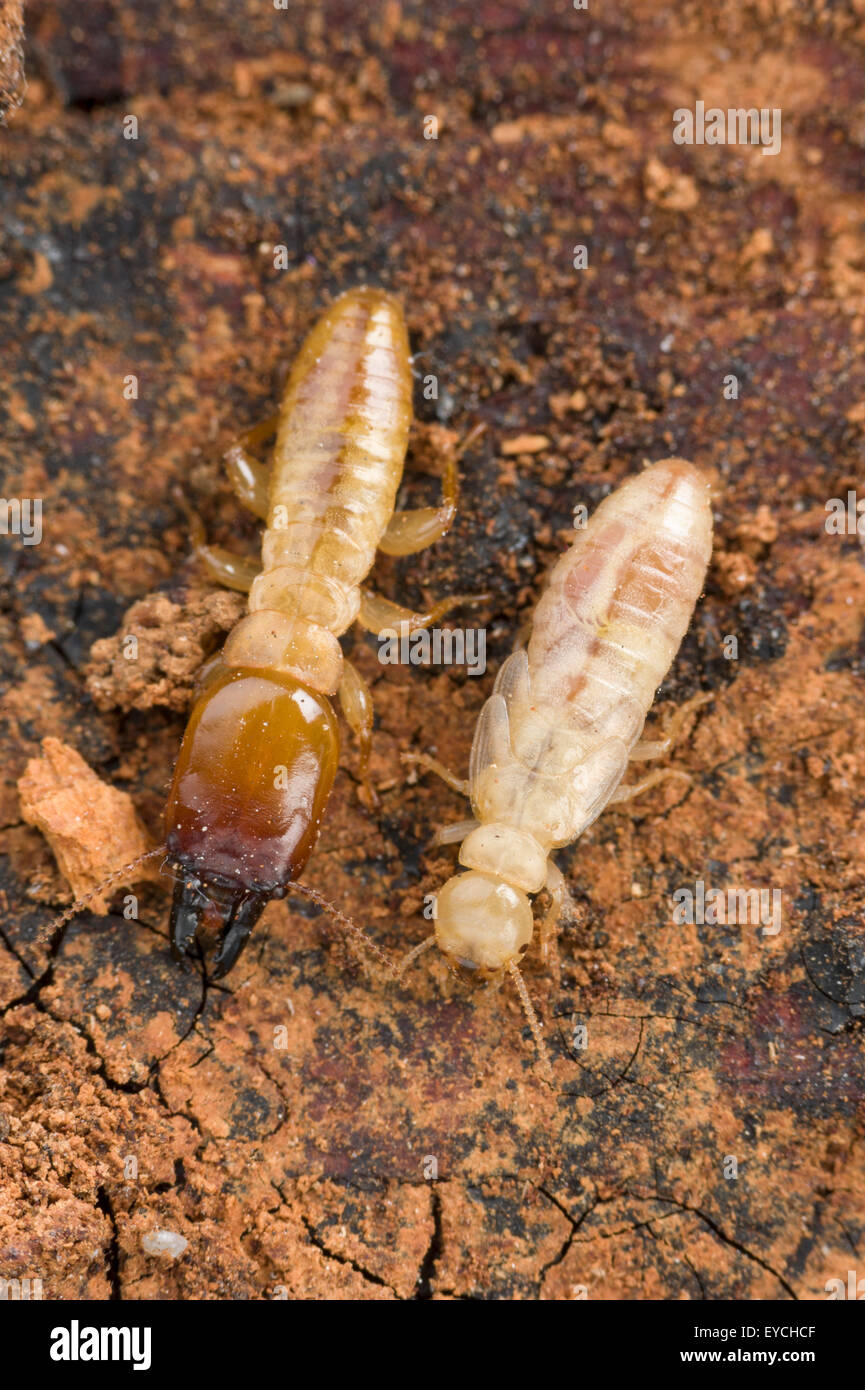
[
  {"x1": 237, "y1": 413, "x2": 280, "y2": 450},
  {"x1": 377, "y1": 422, "x2": 486, "y2": 557},
  {"x1": 430, "y1": 818, "x2": 478, "y2": 849},
  {"x1": 358, "y1": 588, "x2": 491, "y2": 637},
  {"x1": 401, "y1": 751, "x2": 470, "y2": 798},
  {"x1": 197, "y1": 545, "x2": 259, "y2": 593},
  {"x1": 225, "y1": 452, "x2": 268, "y2": 520},
  {"x1": 338, "y1": 659, "x2": 379, "y2": 809},
  {"x1": 186, "y1": 497, "x2": 258, "y2": 593},
  {"x1": 538, "y1": 859, "x2": 575, "y2": 960},
  {"x1": 608, "y1": 766, "x2": 691, "y2": 806},
  {"x1": 377, "y1": 469, "x2": 456, "y2": 557},
  {"x1": 629, "y1": 690, "x2": 713, "y2": 762},
  {"x1": 402, "y1": 755, "x2": 476, "y2": 846},
  {"x1": 223, "y1": 414, "x2": 279, "y2": 519}
]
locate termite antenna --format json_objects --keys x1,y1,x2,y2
[
  {"x1": 395, "y1": 933, "x2": 436, "y2": 981},
  {"x1": 35, "y1": 846, "x2": 167, "y2": 950},
  {"x1": 506, "y1": 959, "x2": 554, "y2": 1088},
  {"x1": 289, "y1": 880, "x2": 397, "y2": 978}
]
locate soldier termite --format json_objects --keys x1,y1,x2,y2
[
  {"x1": 401, "y1": 458, "x2": 714, "y2": 1084},
  {"x1": 43, "y1": 287, "x2": 486, "y2": 978}
]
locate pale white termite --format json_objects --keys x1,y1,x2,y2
[{"x1": 402, "y1": 457, "x2": 714, "y2": 1081}]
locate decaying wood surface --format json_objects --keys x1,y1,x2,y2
[{"x1": 0, "y1": 0, "x2": 863, "y2": 1299}]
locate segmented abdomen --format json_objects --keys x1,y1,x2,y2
[
  {"x1": 249, "y1": 287, "x2": 413, "y2": 636},
  {"x1": 528, "y1": 457, "x2": 713, "y2": 745},
  {"x1": 470, "y1": 459, "x2": 713, "y2": 849}
]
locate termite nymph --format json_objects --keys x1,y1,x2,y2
[
  {"x1": 403, "y1": 458, "x2": 714, "y2": 1081},
  {"x1": 158, "y1": 286, "x2": 484, "y2": 976}
]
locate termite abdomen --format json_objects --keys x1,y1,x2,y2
[{"x1": 164, "y1": 666, "x2": 338, "y2": 976}]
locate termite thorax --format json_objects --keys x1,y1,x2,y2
[{"x1": 458, "y1": 823, "x2": 548, "y2": 893}]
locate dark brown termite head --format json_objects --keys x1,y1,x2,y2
[{"x1": 164, "y1": 664, "x2": 339, "y2": 977}]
